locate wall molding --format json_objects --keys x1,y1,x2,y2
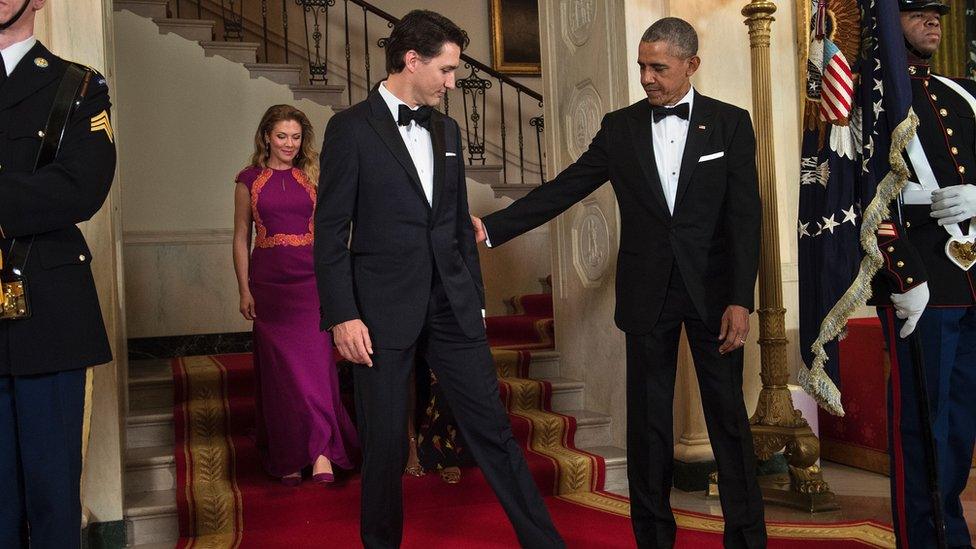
[{"x1": 123, "y1": 228, "x2": 234, "y2": 246}]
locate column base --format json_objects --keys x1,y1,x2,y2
[{"x1": 672, "y1": 458, "x2": 717, "y2": 492}]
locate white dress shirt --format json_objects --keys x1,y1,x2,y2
[
  {"x1": 378, "y1": 82, "x2": 435, "y2": 205},
  {"x1": 652, "y1": 87, "x2": 695, "y2": 214},
  {"x1": 1, "y1": 35, "x2": 37, "y2": 77}
]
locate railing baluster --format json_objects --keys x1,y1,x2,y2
[
  {"x1": 175, "y1": 0, "x2": 181, "y2": 18},
  {"x1": 261, "y1": 0, "x2": 269, "y2": 62},
  {"x1": 297, "y1": 0, "x2": 332, "y2": 84},
  {"x1": 197, "y1": 0, "x2": 201, "y2": 20},
  {"x1": 282, "y1": 0, "x2": 289, "y2": 63},
  {"x1": 530, "y1": 108, "x2": 544, "y2": 183},
  {"x1": 363, "y1": 7, "x2": 371, "y2": 91},
  {"x1": 517, "y1": 90, "x2": 525, "y2": 184},
  {"x1": 344, "y1": 0, "x2": 352, "y2": 104},
  {"x1": 499, "y1": 80, "x2": 507, "y2": 184}
]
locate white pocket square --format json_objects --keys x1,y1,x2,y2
[
  {"x1": 698, "y1": 151, "x2": 724, "y2": 163},
  {"x1": 445, "y1": 152, "x2": 457, "y2": 157}
]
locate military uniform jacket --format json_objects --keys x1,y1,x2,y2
[
  {"x1": 870, "y1": 64, "x2": 976, "y2": 307},
  {"x1": 0, "y1": 41, "x2": 115, "y2": 375}
]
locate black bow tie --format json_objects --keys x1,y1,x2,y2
[
  {"x1": 398, "y1": 104, "x2": 432, "y2": 130},
  {"x1": 651, "y1": 103, "x2": 690, "y2": 123}
]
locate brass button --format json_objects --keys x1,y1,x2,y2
[
  {"x1": 924, "y1": 80, "x2": 929, "y2": 86},
  {"x1": 948, "y1": 128, "x2": 955, "y2": 136},
  {"x1": 941, "y1": 108, "x2": 949, "y2": 117},
  {"x1": 906, "y1": 221, "x2": 912, "y2": 228},
  {"x1": 897, "y1": 260, "x2": 905, "y2": 268},
  {"x1": 959, "y1": 166, "x2": 966, "y2": 174},
  {"x1": 37, "y1": 130, "x2": 44, "y2": 138},
  {"x1": 909, "y1": 66, "x2": 917, "y2": 75},
  {"x1": 888, "y1": 246, "x2": 895, "y2": 252},
  {"x1": 931, "y1": 93, "x2": 938, "y2": 100},
  {"x1": 78, "y1": 254, "x2": 86, "y2": 262},
  {"x1": 952, "y1": 146, "x2": 959, "y2": 155},
  {"x1": 907, "y1": 277, "x2": 914, "y2": 284}
]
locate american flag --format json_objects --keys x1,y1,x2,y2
[
  {"x1": 813, "y1": 0, "x2": 855, "y2": 124},
  {"x1": 797, "y1": 0, "x2": 917, "y2": 415}
]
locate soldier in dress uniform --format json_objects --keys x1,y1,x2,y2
[
  {"x1": 0, "y1": 1, "x2": 116, "y2": 548},
  {"x1": 869, "y1": 1, "x2": 976, "y2": 547}
]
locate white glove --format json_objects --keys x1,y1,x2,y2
[
  {"x1": 931, "y1": 184, "x2": 976, "y2": 226},
  {"x1": 890, "y1": 282, "x2": 929, "y2": 338}
]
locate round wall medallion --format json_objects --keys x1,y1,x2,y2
[
  {"x1": 564, "y1": 83, "x2": 603, "y2": 161},
  {"x1": 572, "y1": 201, "x2": 610, "y2": 287},
  {"x1": 561, "y1": 0, "x2": 597, "y2": 47}
]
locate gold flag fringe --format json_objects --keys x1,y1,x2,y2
[{"x1": 801, "y1": 109, "x2": 919, "y2": 416}]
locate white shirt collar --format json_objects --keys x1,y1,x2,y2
[
  {"x1": 653, "y1": 86, "x2": 696, "y2": 122},
  {"x1": 1, "y1": 35, "x2": 37, "y2": 77},
  {"x1": 378, "y1": 81, "x2": 419, "y2": 124}
]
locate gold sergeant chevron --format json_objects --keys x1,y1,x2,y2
[{"x1": 90, "y1": 110, "x2": 114, "y2": 143}]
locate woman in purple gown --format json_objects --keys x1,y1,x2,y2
[{"x1": 232, "y1": 105, "x2": 358, "y2": 485}]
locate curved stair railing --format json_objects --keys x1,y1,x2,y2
[{"x1": 167, "y1": 0, "x2": 546, "y2": 184}]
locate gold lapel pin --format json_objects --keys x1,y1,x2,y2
[{"x1": 34, "y1": 57, "x2": 48, "y2": 68}]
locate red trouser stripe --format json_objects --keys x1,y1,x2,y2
[{"x1": 886, "y1": 308, "x2": 910, "y2": 546}]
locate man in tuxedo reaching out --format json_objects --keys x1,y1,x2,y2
[
  {"x1": 473, "y1": 18, "x2": 767, "y2": 549},
  {"x1": 314, "y1": 10, "x2": 564, "y2": 549}
]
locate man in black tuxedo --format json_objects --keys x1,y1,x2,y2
[
  {"x1": 0, "y1": 1, "x2": 116, "y2": 547},
  {"x1": 473, "y1": 18, "x2": 767, "y2": 549},
  {"x1": 314, "y1": 10, "x2": 563, "y2": 549}
]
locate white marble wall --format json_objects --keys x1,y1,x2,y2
[{"x1": 36, "y1": 0, "x2": 127, "y2": 524}]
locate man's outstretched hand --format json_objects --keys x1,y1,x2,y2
[
  {"x1": 332, "y1": 319, "x2": 374, "y2": 366},
  {"x1": 471, "y1": 215, "x2": 487, "y2": 244}
]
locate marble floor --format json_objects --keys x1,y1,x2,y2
[{"x1": 612, "y1": 460, "x2": 976, "y2": 543}]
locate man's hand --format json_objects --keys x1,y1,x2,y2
[
  {"x1": 890, "y1": 282, "x2": 929, "y2": 338},
  {"x1": 471, "y1": 215, "x2": 487, "y2": 244},
  {"x1": 931, "y1": 184, "x2": 976, "y2": 225},
  {"x1": 332, "y1": 319, "x2": 374, "y2": 366},
  {"x1": 718, "y1": 305, "x2": 750, "y2": 355}
]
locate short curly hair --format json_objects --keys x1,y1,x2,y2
[{"x1": 641, "y1": 17, "x2": 698, "y2": 59}]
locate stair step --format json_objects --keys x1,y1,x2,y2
[
  {"x1": 127, "y1": 407, "x2": 174, "y2": 449},
  {"x1": 465, "y1": 164, "x2": 503, "y2": 187},
  {"x1": 200, "y1": 41, "x2": 259, "y2": 64},
  {"x1": 291, "y1": 84, "x2": 346, "y2": 108},
  {"x1": 493, "y1": 183, "x2": 540, "y2": 200},
  {"x1": 544, "y1": 377, "x2": 584, "y2": 412},
  {"x1": 563, "y1": 409, "x2": 612, "y2": 448},
  {"x1": 125, "y1": 489, "x2": 178, "y2": 545},
  {"x1": 130, "y1": 542, "x2": 176, "y2": 549},
  {"x1": 527, "y1": 350, "x2": 560, "y2": 379},
  {"x1": 114, "y1": 0, "x2": 168, "y2": 18},
  {"x1": 584, "y1": 445, "x2": 628, "y2": 493},
  {"x1": 245, "y1": 63, "x2": 303, "y2": 87},
  {"x1": 129, "y1": 362, "x2": 174, "y2": 411},
  {"x1": 153, "y1": 18, "x2": 214, "y2": 42},
  {"x1": 126, "y1": 446, "x2": 177, "y2": 496}
]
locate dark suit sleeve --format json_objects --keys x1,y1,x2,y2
[
  {"x1": 725, "y1": 109, "x2": 762, "y2": 311},
  {"x1": 453, "y1": 122, "x2": 486, "y2": 309},
  {"x1": 0, "y1": 75, "x2": 116, "y2": 238},
  {"x1": 482, "y1": 114, "x2": 611, "y2": 247},
  {"x1": 315, "y1": 113, "x2": 361, "y2": 330}
]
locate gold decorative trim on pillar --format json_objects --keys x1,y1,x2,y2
[
  {"x1": 932, "y1": 0, "x2": 967, "y2": 78},
  {"x1": 740, "y1": 0, "x2": 838, "y2": 512}
]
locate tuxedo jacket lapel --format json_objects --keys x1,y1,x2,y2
[
  {"x1": 0, "y1": 42, "x2": 61, "y2": 112},
  {"x1": 627, "y1": 102, "x2": 671, "y2": 216},
  {"x1": 673, "y1": 96, "x2": 715, "y2": 213},
  {"x1": 366, "y1": 91, "x2": 430, "y2": 210},
  {"x1": 429, "y1": 113, "x2": 447, "y2": 217}
]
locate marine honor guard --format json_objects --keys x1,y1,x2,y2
[
  {"x1": 869, "y1": 1, "x2": 976, "y2": 547},
  {"x1": 0, "y1": 0, "x2": 117, "y2": 547}
]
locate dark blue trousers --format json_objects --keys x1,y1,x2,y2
[
  {"x1": 0, "y1": 369, "x2": 86, "y2": 549},
  {"x1": 878, "y1": 306, "x2": 976, "y2": 549}
]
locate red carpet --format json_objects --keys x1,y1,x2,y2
[{"x1": 171, "y1": 292, "x2": 894, "y2": 547}]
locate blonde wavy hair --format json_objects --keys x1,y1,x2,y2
[{"x1": 248, "y1": 104, "x2": 319, "y2": 184}]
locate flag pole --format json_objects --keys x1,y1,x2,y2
[{"x1": 735, "y1": 0, "x2": 838, "y2": 511}]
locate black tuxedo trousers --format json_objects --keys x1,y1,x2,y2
[
  {"x1": 627, "y1": 266, "x2": 766, "y2": 549},
  {"x1": 353, "y1": 273, "x2": 564, "y2": 549}
]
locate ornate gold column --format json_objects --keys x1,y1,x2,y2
[{"x1": 740, "y1": 0, "x2": 837, "y2": 512}]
